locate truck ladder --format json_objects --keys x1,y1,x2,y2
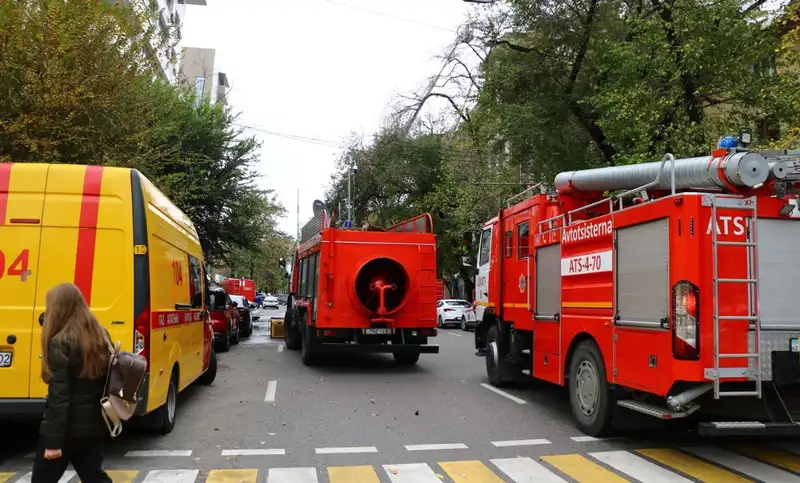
[{"x1": 705, "y1": 194, "x2": 762, "y2": 400}]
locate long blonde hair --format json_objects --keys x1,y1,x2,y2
[{"x1": 41, "y1": 283, "x2": 109, "y2": 383}]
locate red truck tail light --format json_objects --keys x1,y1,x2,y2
[
  {"x1": 134, "y1": 307, "x2": 151, "y2": 369},
  {"x1": 672, "y1": 281, "x2": 699, "y2": 360}
]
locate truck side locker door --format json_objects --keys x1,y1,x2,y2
[
  {"x1": 475, "y1": 226, "x2": 493, "y2": 321},
  {"x1": 0, "y1": 163, "x2": 48, "y2": 399}
]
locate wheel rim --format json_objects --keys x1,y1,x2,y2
[
  {"x1": 167, "y1": 382, "x2": 176, "y2": 422},
  {"x1": 486, "y1": 340, "x2": 499, "y2": 375},
  {"x1": 575, "y1": 360, "x2": 599, "y2": 417}
]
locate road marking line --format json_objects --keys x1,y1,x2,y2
[
  {"x1": 105, "y1": 470, "x2": 140, "y2": 483},
  {"x1": 480, "y1": 383, "x2": 527, "y2": 404},
  {"x1": 490, "y1": 457, "x2": 567, "y2": 482},
  {"x1": 729, "y1": 445, "x2": 800, "y2": 473},
  {"x1": 405, "y1": 443, "x2": 468, "y2": 451},
  {"x1": 383, "y1": 463, "x2": 440, "y2": 483},
  {"x1": 14, "y1": 471, "x2": 75, "y2": 483},
  {"x1": 541, "y1": 454, "x2": 629, "y2": 482},
  {"x1": 682, "y1": 446, "x2": 800, "y2": 482},
  {"x1": 265, "y1": 380, "x2": 278, "y2": 402},
  {"x1": 636, "y1": 448, "x2": 750, "y2": 482},
  {"x1": 125, "y1": 450, "x2": 192, "y2": 457},
  {"x1": 491, "y1": 438, "x2": 551, "y2": 447},
  {"x1": 141, "y1": 470, "x2": 199, "y2": 483},
  {"x1": 589, "y1": 450, "x2": 692, "y2": 482},
  {"x1": 328, "y1": 466, "x2": 380, "y2": 483},
  {"x1": 221, "y1": 449, "x2": 286, "y2": 456},
  {"x1": 278, "y1": 344, "x2": 285, "y2": 352},
  {"x1": 449, "y1": 332, "x2": 463, "y2": 337},
  {"x1": 570, "y1": 436, "x2": 605, "y2": 442},
  {"x1": 0, "y1": 474, "x2": 13, "y2": 483},
  {"x1": 315, "y1": 446, "x2": 378, "y2": 454},
  {"x1": 439, "y1": 460, "x2": 504, "y2": 482},
  {"x1": 266, "y1": 467, "x2": 318, "y2": 483},
  {"x1": 207, "y1": 469, "x2": 258, "y2": 483}
]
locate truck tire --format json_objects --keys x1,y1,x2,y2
[
  {"x1": 153, "y1": 371, "x2": 178, "y2": 434},
  {"x1": 196, "y1": 348, "x2": 217, "y2": 386},
  {"x1": 485, "y1": 324, "x2": 509, "y2": 387},
  {"x1": 568, "y1": 340, "x2": 614, "y2": 437},
  {"x1": 301, "y1": 324, "x2": 319, "y2": 366},
  {"x1": 394, "y1": 351, "x2": 420, "y2": 365},
  {"x1": 284, "y1": 307, "x2": 301, "y2": 351}
]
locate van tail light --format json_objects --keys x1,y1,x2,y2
[
  {"x1": 134, "y1": 307, "x2": 151, "y2": 370},
  {"x1": 672, "y1": 281, "x2": 699, "y2": 360}
]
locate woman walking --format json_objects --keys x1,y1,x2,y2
[{"x1": 33, "y1": 283, "x2": 112, "y2": 483}]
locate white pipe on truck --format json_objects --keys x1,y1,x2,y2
[{"x1": 554, "y1": 151, "x2": 771, "y2": 195}]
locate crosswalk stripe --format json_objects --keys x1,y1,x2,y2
[
  {"x1": 327, "y1": 466, "x2": 380, "y2": 483},
  {"x1": 439, "y1": 460, "x2": 504, "y2": 483},
  {"x1": 730, "y1": 445, "x2": 800, "y2": 473},
  {"x1": 490, "y1": 457, "x2": 567, "y2": 482},
  {"x1": 0, "y1": 473, "x2": 14, "y2": 483},
  {"x1": 636, "y1": 448, "x2": 750, "y2": 482},
  {"x1": 683, "y1": 446, "x2": 800, "y2": 482},
  {"x1": 102, "y1": 470, "x2": 139, "y2": 483},
  {"x1": 542, "y1": 454, "x2": 629, "y2": 482},
  {"x1": 14, "y1": 471, "x2": 76, "y2": 483},
  {"x1": 383, "y1": 463, "x2": 441, "y2": 483},
  {"x1": 141, "y1": 470, "x2": 199, "y2": 483},
  {"x1": 266, "y1": 468, "x2": 318, "y2": 483},
  {"x1": 589, "y1": 450, "x2": 692, "y2": 483},
  {"x1": 206, "y1": 469, "x2": 258, "y2": 483}
]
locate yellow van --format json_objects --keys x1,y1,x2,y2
[{"x1": 0, "y1": 163, "x2": 217, "y2": 434}]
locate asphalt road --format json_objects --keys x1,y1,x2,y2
[{"x1": 2, "y1": 308, "x2": 799, "y2": 482}]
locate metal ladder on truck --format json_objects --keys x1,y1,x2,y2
[{"x1": 704, "y1": 194, "x2": 762, "y2": 400}]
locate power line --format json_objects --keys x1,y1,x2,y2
[
  {"x1": 323, "y1": 0, "x2": 458, "y2": 33},
  {"x1": 234, "y1": 123, "x2": 342, "y2": 147}
]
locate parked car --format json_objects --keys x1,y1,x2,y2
[
  {"x1": 229, "y1": 295, "x2": 254, "y2": 337},
  {"x1": 263, "y1": 294, "x2": 280, "y2": 310},
  {"x1": 207, "y1": 288, "x2": 241, "y2": 352},
  {"x1": 437, "y1": 299, "x2": 477, "y2": 330},
  {"x1": 276, "y1": 294, "x2": 288, "y2": 306}
]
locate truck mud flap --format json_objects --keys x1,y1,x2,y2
[
  {"x1": 698, "y1": 421, "x2": 800, "y2": 436},
  {"x1": 317, "y1": 343, "x2": 440, "y2": 354}
]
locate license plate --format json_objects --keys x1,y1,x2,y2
[
  {"x1": 791, "y1": 338, "x2": 800, "y2": 353},
  {"x1": 363, "y1": 329, "x2": 394, "y2": 335},
  {"x1": 0, "y1": 351, "x2": 12, "y2": 367}
]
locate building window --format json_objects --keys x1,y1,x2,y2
[{"x1": 194, "y1": 76, "x2": 205, "y2": 107}]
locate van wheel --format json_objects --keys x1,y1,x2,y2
[
  {"x1": 196, "y1": 348, "x2": 217, "y2": 386},
  {"x1": 485, "y1": 325, "x2": 509, "y2": 387},
  {"x1": 568, "y1": 340, "x2": 615, "y2": 437},
  {"x1": 154, "y1": 373, "x2": 178, "y2": 434}
]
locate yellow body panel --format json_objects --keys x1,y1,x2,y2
[{"x1": 0, "y1": 163, "x2": 206, "y2": 420}]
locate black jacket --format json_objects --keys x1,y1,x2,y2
[{"x1": 39, "y1": 338, "x2": 107, "y2": 448}]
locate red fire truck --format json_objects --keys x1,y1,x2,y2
[
  {"x1": 468, "y1": 140, "x2": 800, "y2": 436},
  {"x1": 220, "y1": 278, "x2": 256, "y2": 303},
  {"x1": 279, "y1": 203, "x2": 440, "y2": 366}
]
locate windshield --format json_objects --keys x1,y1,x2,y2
[
  {"x1": 446, "y1": 300, "x2": 472, "y2": 307},
  {"x1": 230, "y1": 295, "x2": 245, "y2": 307},
  {"x1": 207, "y1": 292, "x2": 228, "y2": 311}
]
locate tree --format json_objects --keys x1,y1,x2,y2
[{"x1": 227, "y1": 231, "x2": 295, "y2": 293}]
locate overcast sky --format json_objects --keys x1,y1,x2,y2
[{"x1": 182, "y1": 0, "x2": 477, "y2": 237}]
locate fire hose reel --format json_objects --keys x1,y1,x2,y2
[{"x1": 354, "y1": 257, "x2": 409, "y2": 316}]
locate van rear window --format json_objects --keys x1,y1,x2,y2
[{"x1": 207, "y1": 292, "x2": 228, "y2": 310}]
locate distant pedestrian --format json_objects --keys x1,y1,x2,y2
[{"x1": 33, "y1": 283, "x2": 112, "y2": 483}]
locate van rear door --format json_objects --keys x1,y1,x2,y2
[{"x1": 0, "y1": 163, "x2": 48, "y2": 399}]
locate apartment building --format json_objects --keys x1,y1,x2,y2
[{"x1": 179, "y1": 47, "x2": 231, "y2": 106}]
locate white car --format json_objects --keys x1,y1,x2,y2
[
  {"x1": 437, "y1": 299, "x2": 477, "y2": 330},
  {"x1": 263, "y1": 295, "x2": 279, "y2": 310}
]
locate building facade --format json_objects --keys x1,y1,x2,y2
[{"x1": 179, "y1": 47, "x2": 230, "y2": 106}]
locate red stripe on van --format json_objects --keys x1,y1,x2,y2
[
  {"x1": 0, "y1": 164, "x2": 11, "y2": 226},
  {"x1": 74, "y1": 165, "x2": 104, "y2": 305}
]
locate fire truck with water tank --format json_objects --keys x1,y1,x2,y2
[
  {"x1": 279, "y1": 202, "x2": 440, "y2": 366},
  {"x1": 467, "y1": 137, "x2": 800, "y2": 436}
]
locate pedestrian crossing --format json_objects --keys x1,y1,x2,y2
[{"x1": 2, "y1": 443, "x2": 799, "y2": 482}]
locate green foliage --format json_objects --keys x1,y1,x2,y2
[
  {"x1": 227, "y1": 231, "x2": 295, "y2": 293},
  {"x1": 0, "y1": 0, "x2": 285, "y2": 265}
]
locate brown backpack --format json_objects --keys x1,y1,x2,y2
[{"x1": 101, "y1": 337, "x2": 147, "y2": 438}]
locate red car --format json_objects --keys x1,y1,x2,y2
[{"x1": 207, "y1": 287, "x2": 241, "y2": 352}]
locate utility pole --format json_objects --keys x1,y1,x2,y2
[
  {"x1": 296, "y1": 189, "x2": 300, "y2": 244},
  {"x1": 346, "y1": 167, "x2": 353, "y2": 227}
]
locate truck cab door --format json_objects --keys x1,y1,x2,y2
[
  {"x1": 0, "y1": 163, "x2": 48, "y2": 399},
  {"x1": 474, "y1": 226, "x2": 493, "y2": 322}
]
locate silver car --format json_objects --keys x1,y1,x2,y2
[{"x1": 437, "y1": 299, "x2": 477, "y2": 330}]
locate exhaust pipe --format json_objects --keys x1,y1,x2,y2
[{"x1": 667, "y1": 383, "x2": 713, "y2": 411}]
